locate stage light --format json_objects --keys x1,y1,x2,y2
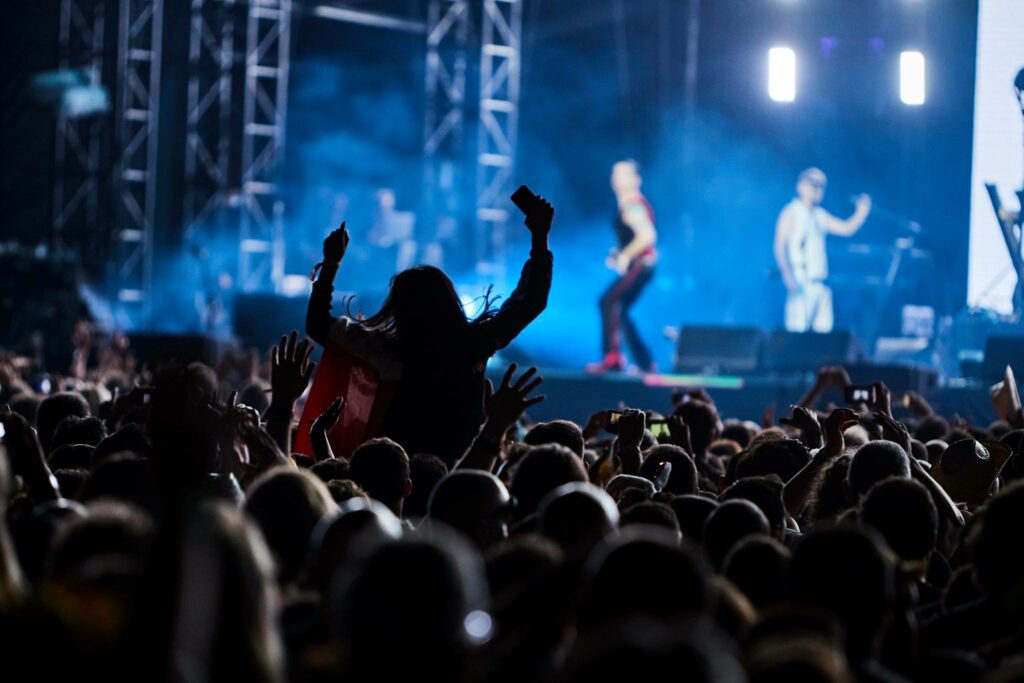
[
  {"x1": 900, "y1": 51, "x2": 926, "y2": 105},
  {"x1": 768, "y1": 47, "x2": 796, "y2": 102}
]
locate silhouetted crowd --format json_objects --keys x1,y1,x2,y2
[{"x1": 2, "y1": 205, "x2": 1024, "y2": 683}]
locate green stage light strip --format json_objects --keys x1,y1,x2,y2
[{"x1": 643, "y1": 374, "x2": 745, "y2": 390}]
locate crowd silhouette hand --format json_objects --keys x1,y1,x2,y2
[
  {"x1": 322, "y1": 221, "x2": 350, "y2": 264},
  {"x1": 873, "y1": 411, "x2": 912, "y2": 456},
  {"x1": 666, "y1": 414, "x2": 694, "y2": 455},
  {"x1": 310, "y1": 396, "x2": 345, "y2": 461},
  {"x1": 483, "y1": 363, "x2": 545, "y2": 434},
  {"x1": 521, "y1": 196, "x2": 554, "y2": 238},
  {"x1": 614, "y1": 408, "x2": 646, "y2": 475},
  {"x1": 780, "y1": 404, "x2": 823, "y2": 448},
  {"x1": 819, "y1": 407, "x2": 859, "y2": 460},
  {"x1": 271, "y1": 331, "x2": 316, "y2": 407}
]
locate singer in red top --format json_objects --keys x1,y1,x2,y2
[{"x1": 588, "y1": 160, "x2": 658, "y2": 373}]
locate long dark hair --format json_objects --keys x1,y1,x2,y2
[{"x1": 352, "y1": 266, "x2": 498, "y2": 353}]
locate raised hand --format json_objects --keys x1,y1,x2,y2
[
  {"x1": 872, "y1": 411, "x2": 912, "y2": 457},
  {"x1": 780, "y1": 404, "x2": 823, "y2": 450},
  {"x1": 0, "y1": 407, "x2": 59, "y2": 501},
  {"x1": 820, "y1": 407, "x2": 859, "y2": 460},
  {"x1": 484, "y1": 363, "x2": 545, "y2": 434},
  {"x1": 523, "y1": 196, "x2": 554, "y2": 238},
  {"x1": 270, "y1": 331, "x2": 316, "y2": 408},
  {"x1": 666, "y1": 414, "x2": 694, "y2": 455},
  {"x1": 614, "y1": 408, "x2": 646, "y2": 475},
  {"x1": 322, "y1": 221, "x2": 350, "y2": 264},
  {"x1": 871, "y1": 381, "x2": 893, "y2": 418},
  {"x1": 310, "y1": 396, "x2": 345, "y2": 461}
]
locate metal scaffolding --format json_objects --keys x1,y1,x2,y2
[
  {"x1": 112, "y1": 0, "x2": 163, "y2": 317},
  {"x1": 53, "y1": 0, "x2": 107, "y2": 253},
  {"x1": 423, "y1": 0, "x2": 470, "y2": 263},
  {"x1": 474, "y1": 0, "x2": 522, "y2": 284},
  {"x1": 239, "y1": 0, "x2": 291, "y2": 292},
  {"x1": 184, "y1": 0, "x2": 240, "y2": 238}
]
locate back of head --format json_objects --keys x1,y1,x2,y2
[
  {"x1": 332, "y1": 532, "x2": 487, "y2": 680},
  {"x1": 37, "y1": 392, "x2": 90, "y2": 453},
  {"x1": 619, "y1": 501, "x2": 680, "y2": 536},
  {"x1": 523, "y1": 420, "x2": 585, "y2": 457},
  {"x1": 788, "y1": 526, "x2": 892, "y2": 657},
  {"x1": 673, "y1": 400, "x2": 719, "y2": 455},
  {"x1": 723, "y1": 536, "x2": 790, "y2": 610},
  {"x1": 671, "y1": 494, "x2": 719, "y2": 544},
  {"x1": 79, "y1": 454, "x2": 146, "y2": 506},
  {"x1": 309, "y1": 457, "x2": 351, "y2": 484},
  {"x1": 510, "y1": 444, "x2": 587, "y2": 519},
  {"x1": 847, "y1": 441, "x2": 910, "y2": 500},
  {"x1": 580, "y1": 528, "x2": 709, "y2": 630},
  {"x1": 720, "y1": 475, "x2": 786, "y2": 538},
  {"x1": 702, "y1": 499, "x2": 770, "y2": 571},
  {"x1": 744, "y1": 636, "x2": 854, "y2": 683},
  {"x1": 371, "y1": 266, "x2": 468, "y2": 350},
  {"x1": 50, "y1": 415, "x2": 107, "y2": 452},
  {"x1": 860, "y1": 477, "x2": 937, "y2": 563},
  {"x1": 427, "y1": 470, "x2": 511, "y2": 549},
  {"x1": 404, "y1": 453, "x2": 448, "y2": 519},
  {"x1": 914, "y1": 414, "x2": 949, "y2": 443},
  {"x1": 349, "y1": 437, "x2": 410, "y2": 511},
  {"x1": 738, "y1": 438, "x2": 811, "y2": 483},
  {"x1": 46, "y1": 500, "x2": 155, "y2": 580},
  {"x1": 538, "y1": 482, "x2": 618, "y2": 561},
  {"x1": 307, "y1": 498, "x2": 403, "y2": 592},
  {"x1": 811, "y1": 455, "x2": 852, "y2": 523},
  {"x1": 973, "y1": 481, "x2": 1024, "y2": 608},
  {"x1": 244, "y1": 468, "x2": 336, "y2": 583},
  {"x1": 485, "y1": 534, "x2": 563, "y2": 598},
  {"x1": 721, "y1": 419, "x2": 755, "y2": 448},
  {"x1": 639, "y1": 444, "x2": 698, "y2": 495},
  {"x1": 93, "y1": 424, "x2": 152, "y2": 465}
]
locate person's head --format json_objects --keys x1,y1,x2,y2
[
  {"x1": 326, "y1": 479, "x2": 369, "y2": 504},
  {"x1": 796, "y1": 167, "x2": 827, "y2": 205},
  {"x1": 244, "y1": 467, "x2": 336, "y2": 583},
  {"x1": 788, "y1": 526, "x2": 893, "y2": 659},
  {"x1": 50, "y1": 415, "x2": 107, "y2": 452},
  {"x1": 720, "y1": 475, "x2": 787, "y2": 539},
  {"x1": 362, "y1": 266, "x2": 469, "y2": 347},
  {"x1": 670, "y1": 494, "x2": 719, "y2": 544},
  {"x1": 672, "y1": 400, "x2": 720, "y2": 457},
  {"x1": 309, "y1": 457, "x2": 350, "y2": 484},
  {"x1": 485, "y1": 534, "x2": 564, "y2": 599},
  {"x1": 580, "y1": 528, "x2": 709, "y2": 631},
  {"x1": 723, "y1": 536, "x2": 790, "y2": 610},
  {"x1": 744, "y1": 635, "x2": 854, "y2": 683},
  {"x1": 147, "y1": 362, "x2": 221, "y2": 474},
  {"x1": 427, "y1": 471, "x2": 512, "y2": 550},
  {"x1": 721, "y1": 419, "x2": 755, "y2": 449},
  {"x1": 619, "y1": 501, "x2": 680, "y2": 537},
  {"x1": 538, "y1": 482, "x2": 619, "y2": 561},
  {"x1": 738, "y1": 438, "x2": 811, "y2": 483},
  {"x1": 306, "y1": 498, "x2": 403, "y2": 593},
  {"x1": 37, "y1": 392, "x2": 90, "y2": 453},
  {"x1": 45, "y1": 500, "x2": 155, "y2": 580},
  {"x1": 914, "y1": 414, "x2": 950, "y2": 443},
  {"x1": 846, "y1": 440, "x2": 910, "y2": 500},
  {"x1": 638, "y1": 444, "x2": 698, "y2": 495},
  {"x1": 331, "y1": 531, "x2": 488, "y2": 681},
  {"x1": 860, "y1": 477, "x2": 937, "y2": 566},
  {"x1": 78, "y1": 453, "x2": 146, "y2": 506},
  {"x1": 702, "y1": 499, "x2": 771, "y2": 571},
  {"x1": 93, "y1": 423, "x2": 151, "y2": 465},
  {"x1": 610, "y1": 159, "x2": 642, "y2": 195},
  {"x1": 973, "y1": 481, "x2": 1024, "y2": 610},
  {"x1": 348, "y1": 437, "x2": 411, "y2": 516},
  {"x1": 404, "y1": 453, "x2": 448, "y2": 519},
  {"x1": 510, "y1": 444, "x2": 587, "y2": 520},
  {"x1": 237, "y1": 379, "x2": 271, "y2": 415},
  {"x1": 523, "y1": 420, "x2": 585, "y2": 458},
  {"x1": 48, "y1": 444, "x2": 94, "y2": 471}
]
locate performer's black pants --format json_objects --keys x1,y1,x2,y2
[{"x1": 600, "y1": 260, "x2": 655, "y2": 369}]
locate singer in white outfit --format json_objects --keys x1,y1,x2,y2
[{"x1": 773, "y1": 167, "x2": 872, "y2": 333}]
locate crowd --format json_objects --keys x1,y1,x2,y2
[{"x1": 1, "y1": 198, "x2": 1024, "y2": 683}]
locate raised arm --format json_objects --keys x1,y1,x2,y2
[
  {"x1": 825, "y1": 194, "x2": 871, "y2": 236},
  {"x1": 306, "y1": 222, "x2": 349, "y2": 347},
  {"x1": 476, "y1": 197, "x2": 554, "y2": 353}
]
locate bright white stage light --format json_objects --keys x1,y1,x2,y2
[
  {"x1": 768, "y1": 47, "x2": 796, "y2": 102},
  {"x1": 900, "y1": 51, "x2": 926, "y2": 105}
]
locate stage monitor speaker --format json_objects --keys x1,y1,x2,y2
[
  {"x1": 764, "y1": 330, "x2": 863, "y2": 373},
  {"x1": 674, "y1": 326, "x2": 764, "y2": 374},
  {"x1": 844, "y1": 363, "x2": 939, "y2": 396},
  {"x1": 983, "y1": 336, "x2": 1024, "y2": 382},
  {"x1": 128, "y1": 333, "x2": 229, "y2": 368}
]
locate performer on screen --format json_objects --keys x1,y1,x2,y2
[
  {"x1": 587, "y1": 160, "x2": 658, "y2": 373},
  {"x1": 774, "y1": 167, "x2": 871, "y2": 333}
]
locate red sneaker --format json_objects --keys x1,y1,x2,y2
[{"x1": 585, "y1": 353, "x2": 626, "y2": 373}]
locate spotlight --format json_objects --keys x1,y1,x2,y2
[
  {"x1": 900, "y1": 51, "x2": 926, "y2": 105},
  {"x1": 768, "y1": 47, "x2": 796, "y2": 102}
]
